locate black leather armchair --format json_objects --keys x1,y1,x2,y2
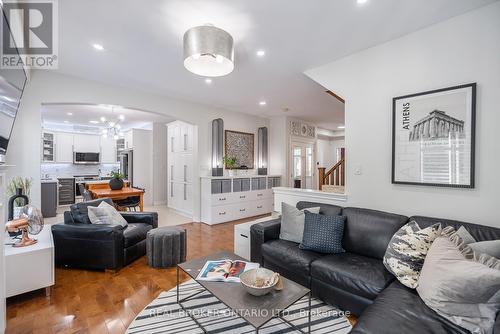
[{"x1": 52, "y1": 198, "x2": 158, "y2": 270}]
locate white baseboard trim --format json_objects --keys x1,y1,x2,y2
[{"x1": 153, "y1": 200, "x2": 167, "y2": 206}]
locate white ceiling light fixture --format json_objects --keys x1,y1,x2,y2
[
  {"x1": 89, "y1": 120, "x2": 99, "y2": 124},
  {"x1": 338, "y1": 125, "x2": 345, "y2": 129},
  {"x1": 119, "y1": 114, "x2": 125, "y2": 121},
  {"x1": 256, "y1": 50, "x2": 265, "y2": 57},
  {"x1": 66, "y1": 112, "x2": 73, "y2": 116},
  {"x1": 259, "y1": 101, "x2": 267, "y2": 106},
  {"x1": 100, "y1": 116, "x2": 106, "y2": 122},
  {"x1": 92, "y1": 43, "x2": 104, "y2": 51},
  {"x1": 102, "y1": 107, "x2": 125, "y2": 139},
  {"x1": 205, "y1": 78, "x2": 213, "y2": 84},
  {"x1": 356, "y1": 0, "x2": 368, "y2": 5},
  {"x1": 183, "y1": 24, "x2": 234, "y2": 77}
]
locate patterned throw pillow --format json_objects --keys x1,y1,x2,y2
[
  {"x1": 383, "y1": 221, "x2": 441, "y2": 288},
  {"x1": 88, "y1": 201, "x2": 128, "y2": 227},
  {"x1": 299, "y1": 211, "x2": 345, "y2": 254}
]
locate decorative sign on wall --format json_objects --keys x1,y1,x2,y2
[
  {"x1": 224, "y1": 130, "x2": 254, "y2": 169},
  {"x1": 290, "y1": 120, "x2": 315, "y2": 138},
  {"x1": 392, "y1": 83, "x2": 476, "y2": 188}
]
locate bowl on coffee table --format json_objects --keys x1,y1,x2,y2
[{"x1": 240, "y1": 268, "x2": 280, "y2": 296}]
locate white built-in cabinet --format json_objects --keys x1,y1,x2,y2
[
  {"x1": 41, "y1": 130, "x2": 118, "y2": 163},
  {"x1": 55, "y1": 132, "x2": 74, "y2": 163},
  {"x1": 124, "y1": 130, "x2": 134, "y2": 149},
  {"x1": 100, "y1": 136, "x2": 117, "y2": 163},
  {"x1": 167, "y1": 121, "x2": 195, "y2": 216},
  {"x1": 73, "y1": 134, "x2": 100, "y2": 153}
]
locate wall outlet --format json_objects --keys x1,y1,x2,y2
[{"x1": 354, "y1": 164, "x2": 362, "y2": 175}]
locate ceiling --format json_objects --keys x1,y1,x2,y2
[
  {"x1": 55, "y1": 0, "x2": 496, "y2": 130},
  {"x1": 41, "y1": 104, "x2": 173, "y2": 133}
]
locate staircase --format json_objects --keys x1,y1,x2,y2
[{"x1": 318, "y1": 149, "x2": 345, "y2": 191}]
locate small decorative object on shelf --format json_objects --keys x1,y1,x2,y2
[
  {"x1": 5, "y1": 205, "x2": 44, "y2": 247},
  {"x1": 223, "y1": 156, "x2": 237, "y2": 176},
  {"x1": 109, "y1": 171, "x2": 125, "y2": 190}
]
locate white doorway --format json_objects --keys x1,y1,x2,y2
[{"x1": 290, "y1": 140, "x2": 315, "y2": 189}]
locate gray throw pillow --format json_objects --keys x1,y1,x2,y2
[
  {"x1": 299, "y1": 211, "x2": 345, "y2": 254},
  {"x1": 455, "y1": 225, "x2": 500, "y2": 258},
  {"x1": 279, "y1": 202, "x2": 320, "y2": 243},
  {"x1": 416, "y1": 226, "x2": 500, "y2": 334},
  {"x1": 88, "y1": 201, "x2": 128, "y2": 227},
  {"x1": 383, "y1": 221, "x2": 442, "y2": 289}
]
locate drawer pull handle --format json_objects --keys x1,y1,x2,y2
[
  {"x1": 219, "y1": 212, "x2": 226, "y2": 215},
  {"x1": 240, "y1": 234, "x2": 248, "y2": 239},
  {"x1": 219, "y1": 197, "x2": 226, "y2": 201},
  {"x1": 240, "y1": 195, "x2": 245, "y2": 199},
  {"x1": 257, "y1": 193, "x2": 263, "y2": 197},
  {"x1": 240, "y1": 209, "x2": 245, "y2": 212},
  {"x1": 257, "y1": 205, "x2": 263, "y2": 209}
]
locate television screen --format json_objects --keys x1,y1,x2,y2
[{"x1": 0, "y1": 9, "x2": 28, "y2": 157}]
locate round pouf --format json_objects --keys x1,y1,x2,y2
[{"x1": 146, "y1": 227, "x2": 187, "y2": 268}]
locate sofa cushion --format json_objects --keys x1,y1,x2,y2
[
  {"x1": 350, "y1": 281, "x2": 470, "y2": 334},
  {"x1": 299, "y1": 212, "x2": 345, "y2": 254},
  {"x1": 70, "y1": 198, "x2": 114, "y2": 224},
  {"x1": 296, "y1": 201, "x2": 343, "y2": 216},
  {"x1": 123, "y1": 223, "x2": 152, "y2": 248},
  {"x1": 311, "y1": 252, "x2": 394, "y2": 300},
  {"x1": 261, "y1": 239, "x2": 324, "y2": 276},
  {"x1": 280, "y1": 202, "x2": 320, "y2": 243},
  {"x1": 342, "y1": 207, "x2": 408, "y2": 259}
]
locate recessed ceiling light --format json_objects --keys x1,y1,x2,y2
[
  {"x1": 92, "y1": 43, "x2": 104, "y2": 51},
  {"x1": 66, "y1": 112, "x2": 73, "y2": 116},
  {"x1": 338, "y1": 125, "x2": 345, "y2": 129},
  {"x1": 256, "y1": 50, "x2": 265, "y2": 57},
  {"x1": 89, "y1": 120, "x2": 99, "y2": 124},
  {"x1": 118, "y1": 115, "x2": 125, "y2": 121},
  {"x1": 63, "y1": 120, "x2": 69, "y2": 123},
  {"x1": 259, "y1": 101, "x2": 267, "y2": 106},
  {"x1": 100, "y1": 116, "x2": 106, "y2": 122},
  {"x1": 205, "y1": 78, "x2": 212, "y2": 84},
  {"x1": 356, "y1": 0, "x2": 368, "y2": 5}
]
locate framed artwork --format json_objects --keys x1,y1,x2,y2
[
  {"x1": 224, "y1": 130, "x2": 254, "y2": 169},
  {"x1": 392, "y1": 83, "x2": 476, "y2": 188}
]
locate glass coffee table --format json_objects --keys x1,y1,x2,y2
[{"x1": 177, "y1": 251, "x2": 312, "y2": 333}]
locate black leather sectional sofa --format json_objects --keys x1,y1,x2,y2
[
  {"x1": 52, "y1": 198, "x2": 158, "y2": 270},
  {"x1": 250, "y1": 201, "x2": 500, "y2": 334}
]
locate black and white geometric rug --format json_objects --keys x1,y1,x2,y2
[{"x1": 127, "y1": 279, "x2": 352, "y2": 333}]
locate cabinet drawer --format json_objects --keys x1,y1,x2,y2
[
  {"x1": 252, "y1": 200, "x2": 273, "y2": 215},
  {"x1": 211, "y1": 206, "x2": 234, "y2": 224},
  {"x1": 234, "y1": 232, "x2": 250, "y2": 260},
  {"x1": 250, "y1": 189, "x2": 272, "y2": 201}
]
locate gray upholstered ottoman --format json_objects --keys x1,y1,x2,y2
[{"x1": 146, "y1": 227, "x2": 187, "y2": 268}]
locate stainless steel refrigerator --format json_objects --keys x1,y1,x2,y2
[{"x1": 119, "y1": 150, "x2": 133, "y2": 185}]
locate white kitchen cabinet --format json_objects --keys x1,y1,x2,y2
[
  {"x1": 167, "y1": 121, "x2": 195, "y2": 216},
  {"x1": 124, "y1": 130, "x2": 133, "y2": 149},
  {"x1": 42, "y1": 131, "x2": 55, "y2": 162},
  {"x1": 55, "y1": 132, "x2": 74, "y2": 163},
  {"x1": 73, "y1": 134, "x2": 100, "y2": 153},
  {"x1": 100, "y1": 136, "x2": 117, "y2": 163}
]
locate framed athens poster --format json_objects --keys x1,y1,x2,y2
[
  {"x1": 225, "y1": 130, "x2": 254, "y2": 169},
  {"x1": 392, "y1": 83, "x2": 476, "y2": 188}
]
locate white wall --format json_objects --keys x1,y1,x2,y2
[
  {"x1": 269, "y1": 116, "x2": 288, "y2": 185},
  {"x1": 317, "y1": 137, "x2": 344, "y2": 168},
  {"x1": 152, "y1": 123, "x2": 168, "y2": 206},
  {"x1": 306, "y1": 2, "x2": 500, "y2": 227},
  {"x1": 132, "y1": 129, "x2": 153, "y2": 206},
  {"x1": 6, "y1": 70, "x2": 269, "y2": 220}
]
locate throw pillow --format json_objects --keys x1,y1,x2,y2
[
  {"x1": 299, "y1": 211, "x2": 345, "y2": 254},
  {"x1": 279, "y1": 202, "x2": 320, "y2": 243},
  {"x1": 455, "y1": 225, "x2": 500, "y2": 258},
  {"x1": 88, "y1": 201, "x2": 128, "y2": 227},
  {"x1": 416, "y1": 226, "x2": 500, "y2": 334},
  {"x1": 383, "y1": 221, "x2": 441, "y2": 289}
]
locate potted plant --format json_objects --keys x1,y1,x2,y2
[
  {"x1": 109, "y1": 171, "x2": 125, "y2": 190},
  {"x1": 223, "y1": 156, "x2": 237, "y2": 176}
]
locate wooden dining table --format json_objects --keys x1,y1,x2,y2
[{"x1": 88, "y1": 187, "x2": 145, "y2": 211}]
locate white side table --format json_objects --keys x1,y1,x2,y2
[
  {"x1": 4, "y1": 226, "x2": 55, "y2": 297},
  {"x1": 234, "y1": 213, "x2": 280, "y2": 260}
]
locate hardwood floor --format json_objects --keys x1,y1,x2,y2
[{"x1": 6, "y1": 217, "x2": 356, "y2": 334}]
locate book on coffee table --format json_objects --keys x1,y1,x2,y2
[{"x1": 196, "y1": 259, "x2": 259, "y2": 282}]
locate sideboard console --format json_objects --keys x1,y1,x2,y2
[{"x1": 200, "y1": 175, "x2": 281, "y2": 225}]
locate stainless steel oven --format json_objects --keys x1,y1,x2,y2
[{"x1": 73, "y1": 152, "x2": 100, "y2": 164}]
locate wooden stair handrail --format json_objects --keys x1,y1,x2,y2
[{"x1": 318, "y1": 158, "x2": 345, "y2": 190}]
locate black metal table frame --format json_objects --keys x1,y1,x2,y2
[{"x1": 177, "y1": 266, "x2": 312, "y2": 334}]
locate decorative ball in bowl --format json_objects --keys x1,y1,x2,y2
[{"x1": 240, "y1": 268, "x2": 280, "y2": 296}]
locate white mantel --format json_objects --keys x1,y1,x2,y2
[{"x1": 273, "y1": 187, "x2": 347, "y2": 213}]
